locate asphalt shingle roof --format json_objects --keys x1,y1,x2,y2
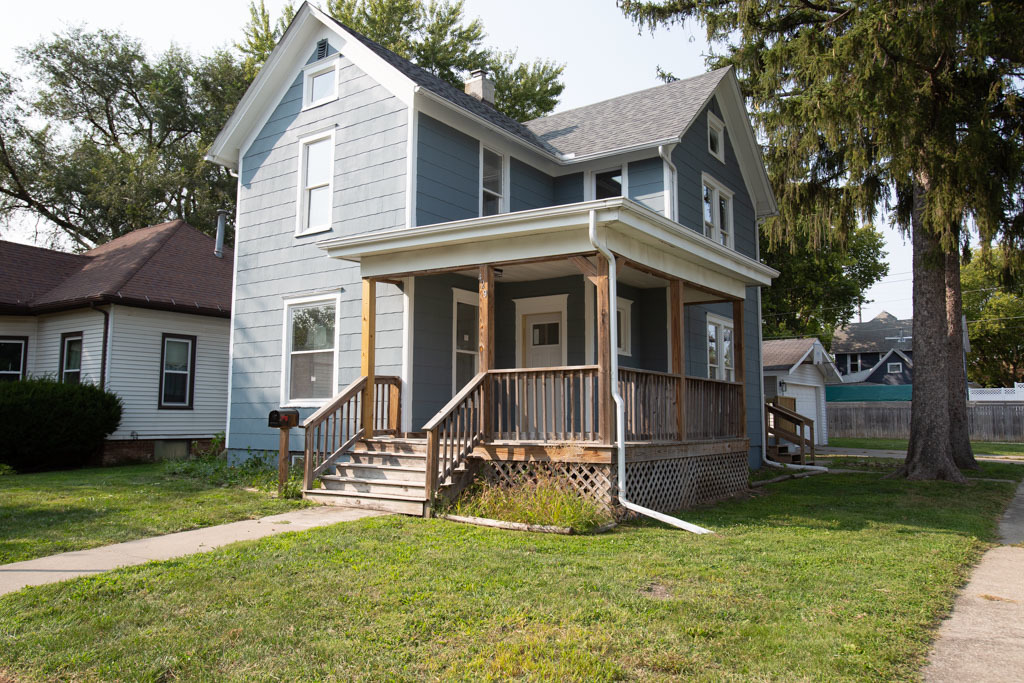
[
  {"x1": 762, "y1": 338, "x2": 817, "y2": 372},
  {"x1": 330, "y1": 15, "x2": 730, "y2": 160},
  {"x1": 832, "y1": 311, "x2": 913, "y2": 354},
  {"x1": 1, "y1": 221, "x2": 232, "y2": 316}
]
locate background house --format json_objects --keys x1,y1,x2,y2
[
  {"x1": 0, "y1": 221, "x2": 232, "y2": 463},
  {"x1": 763, "y1": 337, "x2": 839, "y2": 446},
  {"x1": 832, "y1": 310, "x2": 913, "y2": 384}
]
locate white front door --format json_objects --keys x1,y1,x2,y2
[{"x1": 523, "y1": 312, "x2": 562, "y2": 368}]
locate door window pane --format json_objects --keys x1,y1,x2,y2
[
  {"x1": 532, "y1": 322, "x2": 559, "y2": 346},
  {"x1": 455, "y1": 302, "x2": 478, "y2": 352},
  {"x1": 455, "y1": 352, "x2": 477, "y2": 389}
]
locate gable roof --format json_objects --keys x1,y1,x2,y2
[
  {"x1": 207, "y1": 3, "x2": 777, "y2": 217},
  {"x1": 762, "y1": 337, "x2": 842, "y2": 381},
  {"x1": 523, "y1": 68, "x2": 731, "y2": 158},
  {"x1": 842, "y1": 347, "x2": 913, "y2": 384},
  {"x1": 832, "y1": 311, "x2": 913, "y2": 354},
  {"x1": 0, "y1": 221, "x2": 232, "y2": 317}
]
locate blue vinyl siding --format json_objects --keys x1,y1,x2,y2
[
  {"x1": 553, "y1": 173, "x2": 584, "y2": 204},
  {"x1": 494, "y1": 276, "x2": 586, "y2": 369},
  {"x1": 627, "y1": 157, "x2": 664, "y2": 214},
  {"x1": 416, "y1": 113, "x2": 479, "y2": 226},
  {"x1": 509, "y1": 158, "x2": 556, "y2": 212}
]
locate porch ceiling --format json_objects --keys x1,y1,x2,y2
[{"x1": 317, "y1": 197, "x2": 779, "y2": 299}]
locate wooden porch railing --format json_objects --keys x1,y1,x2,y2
[
  {"x1": 424, "y1": 371, "x2": 488, "y2": 501},
  {"x1": 618, "y1": 368, "x2": 681, "y2": 441},
  {"x1": 490, "y1": 366, "x2": 599, "y2": 441},
  {"x1": 685, "y1": 376, "x2": 745, "y2": 440},
  {"x1": 765, "y1": 401, "x2": 815, "y2": 464},
  {"x1": 373, "y1": 375, "x2": 401, "y2": 435},
  {"x1": 302, "y1": 376, "x2": 367, "y2": 490}
]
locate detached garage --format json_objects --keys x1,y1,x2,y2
[{"x1": 763, "y1": 338, "x2": 841, "y2": 446}]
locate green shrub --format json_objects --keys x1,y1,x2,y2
[
  {"x1": 449, "y1": 472, "x2": 614, "y2": 532},
  {"x1": 0, "y1": 378, "x2": 122, "y2": 472}
]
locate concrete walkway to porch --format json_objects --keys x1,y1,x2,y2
[
  {"x1": 922, "y1": 481, "x2": 1024, "y2": 682},
  {"x1": 0, "y1": 506, "x2": 385, "y2": 597}
]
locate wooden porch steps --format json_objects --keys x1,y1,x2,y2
[{"x1": 303, "y1": 436, "x2": 432, "y2": 516}]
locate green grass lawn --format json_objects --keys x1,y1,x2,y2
[
  {"x1": 818, "y1": 456, "x2": 1024, "y2": 482},
  {"x1": 0, "y1": 474, "x2": 1015, "y2": 681},
  {"x1": 829, "y1": 437, "x2": 1024, "y2": 458},
  {"x1": 0, "y1": 464, "x2": 307, "y2": 564}
]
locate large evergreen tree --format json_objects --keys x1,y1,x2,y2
[
  {"x1": 239, "y1": 0, "x2": 565, "y2": 123},
  {"x1": 620, "y1": 0, "x2": 1024, "y2": 480}
]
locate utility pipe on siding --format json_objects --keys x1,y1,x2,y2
[{"x1": 588, "y1": 209, "x2": 712, "y2": 535}]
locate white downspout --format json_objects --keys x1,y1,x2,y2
[{"x1": 588, "y1": 209, "x2": 713, "y2": 535}]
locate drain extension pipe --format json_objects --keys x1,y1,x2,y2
[{"x1": 588, "y1": 209, "x2": 712, "y2": 535}]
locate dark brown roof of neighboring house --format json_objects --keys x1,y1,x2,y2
[
  {"x1": 0, "y1": 221, "x2": 232, "y2": 317},
  {"x1": 831, "y1": 311, "x2": 913, "y2": 354},
  {"x1": 762, "y1": 337, "x2": 817, "y2": 371}
]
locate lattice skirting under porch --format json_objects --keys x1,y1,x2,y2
[{"x1": 478, "y1": 448, "x2": 748, "y2": 516}]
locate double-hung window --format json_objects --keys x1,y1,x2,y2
[
  {"x1": 296, "y1": 130, "x2": 335, "y2": 236},
  {"x1": 60, "y1": 333, "x2": 82, "y2": 385},
  {"x1": 848, "y1": 354, "x2": 861, "y2": 374},
  {"x1": 0, "y1": 337, "x2": 27, "y2": 382},
  {"x1": 284, "y1": 295, "x2": 338, "y2": 404},
  {"x1": 481, "y1": 147, "x2": 504, "y2": 216},
  {"x1": 707, "y1": 314, "x2": 734, "y2": 381},
  {"x1": 701, "y1": 174, "x2": 733, "y2": 248},
  {"x1": 160, "y1": 334, "x2": 196, "y2": 409}
]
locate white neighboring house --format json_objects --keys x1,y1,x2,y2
[
  {"x1": 0, "y1": 221, "x2": 232, "y2": 463},
  {"x1": 762, "y1": 337, "x2": 841, "y2": 446}
]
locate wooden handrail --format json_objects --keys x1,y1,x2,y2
[
  {"x1": 423, "y1": 372, "x2": 488, "y2": 431},
  {"x1": 302, "y1": 376, "x2": 368, "y2": 490},
  {"x1": 303, "y1": 376, "x2": 367, "y2": 428},
  {"x1": 765, "y1": 401, "x2": 815, "y2": 464},
  {"x1": 488, "y1": 364, "x2": 598, "y2": 375},
  {"x1": 425, "y1": 372, "x2": 488, "y2": 502}
]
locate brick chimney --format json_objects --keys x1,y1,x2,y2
[{"x1": 464, "y1": 69, "x2": 495, "y2": 106}]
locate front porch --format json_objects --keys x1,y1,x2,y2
[{"x1": 302, "y1": 199, "x2": 774, "y2": 516}]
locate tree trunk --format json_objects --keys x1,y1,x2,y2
[
  {"x1": 945, "y1": 251, "x2": 978, "y2": 469},
  {"x1": 894, "y1": 177, "x2": 966, "y2": 482}
]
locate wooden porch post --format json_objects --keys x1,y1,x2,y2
[
  {"x1": 732, "y1": 297, "x2": 746, "y2": 438},
  {"x1": 361, "y1": 278, "x2": 376, "y2": 439},
  {"x1": 596, "y1": 257, "x2": 613, "y2": 444},
  {"x1": 670, "y1": 279, "x2": 686, "y2": 440},
  {"x1": 478, "y1": 265, "x2": 494, "y2": 439}
]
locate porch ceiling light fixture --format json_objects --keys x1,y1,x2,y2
[{"x1": 588, "y1": 209, "x2": 712, "y2": 535}]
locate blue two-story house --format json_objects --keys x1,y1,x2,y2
[{"x1": 207, "y1": 2, "x2": 778, "y2": 516}]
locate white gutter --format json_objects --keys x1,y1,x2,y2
[
  {"x1": 588, "y1": 209, "x2": 713, "y2": 535},
  {"x1": 658, "y1": 144, "x2": 678, "y2": 222}
]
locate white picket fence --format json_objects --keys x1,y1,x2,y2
[{"x1": 969, "y1": 383, "x2": 1024, "y2": 402}]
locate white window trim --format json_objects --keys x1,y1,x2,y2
[
  {"x1": 707, "y1": 111, "x2": 726, "y2": 163},
  {"x1": 887, "y1": 362, "x2": 903, "y2": 374},
  {"x1": 514, "y1": 294, "x2": 569, "y2": 368},
  {"x1": 161, "y1": 337, "x2": 192, "y2": 406},
  {"x1": 280, "y1": 291, "x2": 342, "y2": 408},
  {"x1": 616, "y1": 297, "x2": 633, "y2": 357},
  {"x1": 848, "y1": 353, "x2": 861, "y2": 374},
  {"x1": 62, "y1": 334, "x2": 83, "y2": 383},
  {"x1": 0, "y1": 338, "x2": 26, "y2": 380},
  {"x1": 451, "y1": 288, "x2": 479, "y2": 392},
  {"x1": 706, "y1": 313, "x2": 735, "y2": 382},
  {"x1": 295, "y1": 128, "x2": 337, "y2": 237},
  {"x1": 700, "y1": 172, "x2": 734, "y2": 249},
  {"x1": 585, "y1": 164, "x2": 629, "y2": 202},
  {"x1": 479, "y1": 145, "x2": 509, "y2": 216},
  {"x1": 301, "y1": 54, "x2": 341, "y2": 110}
]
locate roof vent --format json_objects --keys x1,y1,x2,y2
[
  {"x1": 464, "y1": 69, "x2": 495, "y2": 107},
  {"x1": 316, "y1": 38, "x2": 329, "y2": 60}
]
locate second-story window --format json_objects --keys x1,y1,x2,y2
[
  {"x1": 708, "y1": 112, "x2": 726, "y2": 163},
  {"x1": 296, "y1": 131, "x2": 335, "y2": 236},
  {"x1": 481, "y1": 147, "x2": 503, "y2": 216},
  {"x1": 701, "y1": 174, "x2": 733, "y2": 248}
]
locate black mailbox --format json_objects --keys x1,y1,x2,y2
[{"x1": 268, "y1": 408, "x2": 300, "y2": 429}]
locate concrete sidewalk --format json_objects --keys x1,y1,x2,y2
[
  {"x1": 0, "y1": 506, "x2": 384, "y2": 596},
  {"x1": 923, "y1": 482, "x2": 1024, "y2": 682}
]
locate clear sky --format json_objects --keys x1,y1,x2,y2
[{"x1": 0, "y1": 0, "x2": 912, "y2": 319}]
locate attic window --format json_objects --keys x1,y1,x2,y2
[
  {"x1": 316, "y1": 39, "x2": 329, "y2": 60},
  {"x1": 708, "y1": 112, "x2": 725, "y2": 163},
  {"x1": 302, "y1": 54, "x2": 340, "y2": 110},
  {"x1": 887, "y1": 362, "x2": 903, "y2": 374}
]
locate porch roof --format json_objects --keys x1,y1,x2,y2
[{"x1": 318, "y1": 198, "x2": 778, "y2": 300}]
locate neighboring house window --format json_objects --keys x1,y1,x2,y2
[
  {"x1": 159, "y1": 334, "x2": 196, "y2": 409},
  {"x1": 0, "y1": 337, "x2": 27, "y2": 382},
  {"x1": 701, "y1": 173, "x2": 733, "y2": 248},
  {"x1": 481, "y1": 147, "x2": 504, "y2": 216},
  {"x1": 616, "y1": 297, "x2": 633, "y2": 356},
  {"x1": 284, "y1": 295, "x2": 338, "y2": 404},
  {"x1": 707, "y1": 314, "x2": 734, "y2": 381},
  {"x1": 296, "y1": 130, "x2": 336, "y2": 236},
  {"x1": 302, "y1": 54, "x2": 340, "y2": 109},
  {"x1": 707, "y1": 112, "x2": 726, "y2": 163},
  {"x1": 887, "y1": 362, "x2": 903, "y2": 374},
  {"x1": 60, "y1": 332, "x2": 83, "y2": 385},
  {"x1": 848, "y1": 354, "x2": 861, "y2": 373}
]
